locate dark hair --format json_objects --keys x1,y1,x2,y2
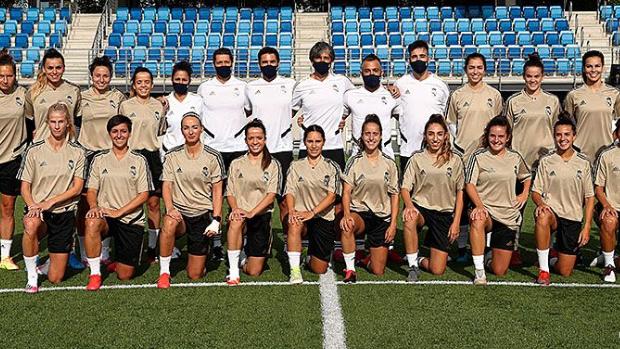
[
  {"x1": 303, "y1": 124, "x2": 325, "y2": 142},
  {"x1": 309, "y1": 41, "x2": 335, "y2": 62},
  {"x1": 107, "y1": 114, "x2": 132, "y2": 133},
  {"x1": 245, "y1": 119, "x2": 272, "y2": 170},
  {"x1": 465, "y1": 53, "x2": 487, "y2": 70},
  {"x1": 582, "y1": 50, "x2": 605, "y2": 82},
  {"x1": 212, "y1": 47, "x2": 234, "y2": 63},
  {"x1": 130, "y1": 67, "x2": 153, "y2": 96},
  {"x1": 172, "y1": 60, "x2": 192, "y2": 79},
  {"x1": 553, "y1": 112, "x2": 576, "y2": 134},
  {"x1": 407, "y1": 40, "x2": 429, "y2": 55},
  {"x1": 362, "y1": 53, "x2": 381, "y2": 64},
  {"x1": 481, "y1": 115, "x2": 512, "y2": 148},
  {"x1": 616, "y1": 118, "x2": 620, "y2": 132},
  {"x1": 523, "y1": 53, "x2": 544, "y2": 76},
  {"x1": 258, "y1": 46, "x2": 280, "y2": 62},
  {"x1": 31, "y1": 48, "x2": 65, "y2": 99},
  {"x1": 360, "y1": 114, "x2": 383, "y2": 152},
  {"x1": 0, "y1": 48, "x2": 17, "y2": 77},
  {"x1": 421, "y1": 114, "x2": 452, "y2": 167},
  {"x1": 42, "y1": 48, "x2": 64, "y2": 66},
  {"x1": 89, "y1": 55, "x2": 113, "y2": 75}
]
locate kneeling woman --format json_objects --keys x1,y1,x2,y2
[
  {"x1": 83, "y1": 115, "x2": 151, "y2": 290},
  {"x1": 339, "y1": 114, "x2": 399, "y2": 283},
  {"x1": 465, "y1": 116, "x2": 531, "y2": 285},
  {"x1": 226, "y1": 120, "x2": 282, "y2": 285},
  {"x1": 157, "y1": 113, "x2": 225, "y2": 288},
  {"x1": 19, "y1": 103, "x2": 86, "y2": 293},
  {"x1": 401, "y1": 115, "x2": 465, "y2": 281},
  {"x1": 532, "y1": 117, "x2": 594, "y2": 285},
  {"x1": 285, "y1": 125, "x2": 341, "y2": 283}
]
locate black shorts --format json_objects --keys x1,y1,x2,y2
[
  {"x1": 107, "y1": 218, "x2": 143, "y2": 267},
  {"x1": 488, "y1": 218, "x2": 517, "y2": 251},
  {"x1": 460, "y1": 191, "x2": 472, "y2": 226},
  {"x1": 306, "y1": 217, "x2": 335, "y2": 262},
  {"x1": 299, "y1": 148, "x2": 345, "y2": 171},
  {"x1": 136, "y1": 149, "x2": 163, "y2": 195},
  {"x1": 272, "y1": 151, "x2": 293, "y2": 202},
  {"x1": 554, "y1": 214, "x2": 582, "y2": 255},
  {"x1": 0, "y1": 156, "x2": 21, "y2": 196},
  {"x1": 183, "y1": 212, "x2": 214, "y2": 256},
  {"x1": 221, "y1": 151, "x2": 246, "y2": 173},
  {"x1": 244, "y1": 213, "x2": 273, "y2": 257},
  {"x1": 356, "y1": 211, "x2": 390, "y2": 248},
  {"x1": 42, "y1": 211, "x2": 76, "y2": 254},
  {"x1": 416, "y1": 204, "x2": 453, "y2": 252}
]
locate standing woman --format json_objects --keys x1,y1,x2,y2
[
  {"x1": 285, "y1": 125, "x2": 341, "y2": 283},
  {"x1": 339, "y1": 114, "x2": 399, "y2": 283},
  {"x1": 225, "y1": 120, "x2": 282, "y2": 285},
  {"x1": 401, "y1": 115, "x2": 465, "y2": 281},
  {"x1": 0, "y1": 50, "x2": 27, "y2": 270},
  {"x1": 18, "y1": 102, "x2": 86, "y2": 293},
  {"x1": 564, "y1": 50, "x2": 620, "y2": 163},
  {"x1": 532, "y1": 117, "x2": 595, "y2": 284},
  {"x1": 157, "y1": 113, "x2": 225, "y2": 288},
  {"x1": 25, "y1": 48, "x2": 81, "y2": 142},
  {"x1": 465, "y1": 116, "x2": 531, "y2": 285},
  {"x1": 119, "y1": 67, "x2": 166, "y2": 263}
]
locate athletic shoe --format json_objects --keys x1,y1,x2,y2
[
  {"x1": 0, "y1": 257, "x2": 19, "y2": 270},
  {"x1": 332, "y1": 248, "x2": 344, "y2": 263},
  {"x1": 171, "y1": 246, "x2": 181, "y2": 259},
  {"x1": 24, "y1": 284, "x2": 38, "y2": 294},
  {"x1": 387, "y1": 249, "x2": 403, "y2": 264},
  {"x1": 535, "y1": 270, "x2": 551, "y2": 286},
  {"x1": 37, "y1": 258, "x2": 50, "y2": 275},
  {"x1": 456, "y1": 249, "x2": 471, "y2": 263},
  {"x1": 473, "y1": 269, "x2": 487, "y2": 286},
  {"x1": 86, "y1": 274, "x2": 102, "y2": 291},
  {"x1": 212, "y1": 246, "x2": 225, "y2": 262},
  {"x1": 289, "y1": 267, "x2": 303, "y2": 284},
  {"x1": 146, "y1": 248, "x2": 158, "y2": 264},
  {"x1": 157, "y1": 273, "x2": 171, "y2": 289},
  {"x1": 589, "y1": 253, "x2": 605, "y2": 267},
  {"x1": 343, "y1": 269, "x2": 357, "y2": 283},
  {"x1": 225, "y1": 275, "x2": 240, "y2": 286},
  {"x1": 509, "y1": 249, "x2": 523, "y2": 267},
  {"x1": 406, "y1": 266, "x2": 421, "y2": 283},
  {"x1": 68, "y1": 252, "x2": 85, "y2": 270},
  {"x1": 603, "y1": 265, "x2": 616, "y2": 283}
]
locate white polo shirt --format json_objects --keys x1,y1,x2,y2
[
  {"x1": 292, "y1": 74, "x2": 355, "y2": 150},
  {"x1": 245, "y1": 75, "x2": 296, "y2": 153},
  {"x1": 394, "y1": 72, "x2": 450, "y2": 157},
  {"x1": 162, "y1": 92, "x2": 204, "y2": 151},
  {"x1": 343, "y1": 86, "x2": 401, "y2": 159},
  {"x1": 197, "y1": 76, "x2": 250, "y2": 153}
]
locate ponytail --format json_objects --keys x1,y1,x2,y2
[
  {"x1": 421, "y1": 114, "x2": 452, "y2": 167},
  {"x1": 245, "y1": 119, "x2": 271, "y2": 170}
]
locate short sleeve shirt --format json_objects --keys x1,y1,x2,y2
[
  {"x1": 226, "y1": 154, "x2": 282, "y2": 212},
  {"x1": 162, "y1": 92, "x2": 204, "y2": 151},
  {"x1": 0, "y1": 85, "x2": 27, "y2": 163},
  {"x1": 594, "y1": 144, "x2": 620, "y2": 211},
  {"x1": 119, "y1": 97, "x2": 166, "y2": 152},
  {"x1": 25, "y1": 80, "x2": 82, "y2": 142},
  {"x1": 78, "y1": 88, "x2": 126, "y2": 152}
]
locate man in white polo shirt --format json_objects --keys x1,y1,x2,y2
[
  {"x1": 394, "y1": 40, "x2": 450, "y2": 171},
  {"x1": 342, "y1": 54, "x2": 401, "y2": 159}
]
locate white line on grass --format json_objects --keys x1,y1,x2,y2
[
  {"x1": 339, "y1": 280, "x2": 620, "y2": 288},
  {"x1": 319, "y1": 269, "x2": 347, "y2": 349}
]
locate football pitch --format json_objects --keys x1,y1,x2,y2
[{"x1": 1, "y1": 199, "x2": 620, "y2": 348}]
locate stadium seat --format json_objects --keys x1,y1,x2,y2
[
  {"x1": 431, "y1": 32, "x2": 446, "y2": 46},
  {"x1": 15, "y1": 33, "x2": 29, "y2": 48},
  {"x1": 21, "y1": 20, "x2": 34, "y2": 35},
  {"x1": 541, "y1": 18, "x2": 555, "y2": 32},
  {"x1": 151, "y1": 33, "x2": 164, "y2": 48},
  {"x1": 512, "y1": 58, "x2": 525, "y2": 75},
  {"x1": 9, "y1": 48, "x2": 22, "y2": 62},
  {"x1": 26, "y1": 48, "x2": 40, "y2": 62},
  {"x1": 157, "y1": 7, "x2": 170, "y2": 20},
  {"x1": 517, "y1": 32, "x2": 531, "y2": 45},
  {"x1": 507, "y1": 45, "x2": 521, "y2": 59},
  {"x1": 557, "y1": 58, "x2": 571, "y2": 75},
  {"x1": 109, "y1": 33, "x2": 122, "y2": 47},
  {"x1": 452, "y1": 59, "x2": 464, "y2": 75},
  {"x1": 443, "y1": 19, "x2": 456, "y2": 33},
  {"x1": 482, "y1": 5, "x2": 495, "y2": 19},
  {"x1": 513, "y1": 19, "x2": 526, "y2": 32},
  {"x1": 38, "y1": 20, "x2": 51, "y2": 34},
  {"x1": 474, "y1": 32, "x2": 488, "y2": 45},
  {"x1": 32, "y1": 33, "x2": 47, "y2": 48},
  {"x1": 498, "y1": 58, "x2": 511, "y2": 75},
  {"x1": 555, "y1": 19, "x2": 569, "y2": 32},
  {"x1": 545, "y1": 32, "x2": 559, "y2": 45},
  {"x1": 437, "y1": 59, "x2": 452, "y2": 76},
  {"x1": 460, "y1": 32, "x2": 473, "y2": 45},
  {"x1": 531, "y1": 31, "x2": 545, "y2": 45},
  {"x1": 536, "y1": 6, "x2": 549, "y2": 19},
  {"x1": 183, "y1": 21, "x2": 195, "y2": 33},
  {"x1": 50, "y1": 33, "x2": 62, "y2": 48},
  {"x1": 559, "y1": 31, "x2": 575, "y2": 45},
  {"x1": 537, "y1": 45, "x2": 551, "y2": 59},
  {"x1": 526, "y1": 19, "x2": 540, "y2": 32},
  {"x1": 171, "y1": 7, "x2": 183, "y2": 20},
  {"x1": 499, "y1": 19, "x2": 512, "y2": 32},
  {"x1": 20, "y1": 61, "x2": 35, "y2": 78},
  {"x1": 433, "y1": 45, "x2": 448, "y2": 59},
  {"x1": 154, "y1": 20, "x2": 167, "y2": 34},
  {"x1": 185, "y1": 8, "x2": 197, "y2": 21},
  {"x1": 543, "y1": 58, "x2": 556, "y2": 74},
  {"x1": 440, "y1": 7, "x2": 453, "y2": 19},
  {"x1": 166, "y1": 34, "x2": 179, "y2": 47},
  {"x1": 449, "y1": 46, "x2": 463, "y2": 59},
  {"x1": 551, "y1": 44, "x2": 566, "y2": 58},
  {"x1": 522, "y1": 45, "x2": 535, "y2": 57},
  {"x1": 456, "y1": 18, "x2": 470, "y2": 32},
  {"x1": 137, "y1": 33, "x2": 150, "y2": 47},
  {"x1": 523, "y1": 6, "x2": 536, "y2": 19},
  {"x1": 144, "y1": 7, "x2": 156, "y2": 21},
  {"x1": 550, "y1": 6, "x2": 563, "y2": 19},
  {"x1": 427, "y1": 7, "x2": 440, "y2": 20},
  {"x1": 463, "y1": 45, "x2": 477, "y2": 56},
  {"x1": 130, "y1": 8, "x2": 142, "y2": 21},
  {"x1": 168, "y1": 20, "x2": 182, "y2": 34},
  {"x1": 140, "y1": 21, "x2": 153, "y2": 34},
  {"x1": 9, "y1": 7, "x2": 23, "y2": 22},
  {"x1": 471, "y1": 18, "x2": 484, "y2": 32},
  {"x1": 0, "y1": 34, "x2": 10, "y2": 48},
  {"x1": 43, "y1": 8, "x2": 56, "y2": 22},
  {"x1": 485, "y1": 19, "x2": 498, "y2": 32},
  {"x1": 126, "y1": 20, "x2": 139, "y2": 34},
  {"x1": 495, "y1": 6, "x2": 508, "y2": 19}
]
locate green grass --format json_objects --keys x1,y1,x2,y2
[{"x1": 0, "y1": 196, "x2": 617, "y2": 347}]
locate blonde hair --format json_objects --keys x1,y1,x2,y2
[
  {"x1": 29, "y1": 49, "x2": 65, "y2": 100},
  {"x1": 46, "y1": 102, "x2": 75, "y2": 140}
]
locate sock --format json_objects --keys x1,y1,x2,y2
[
  {"x1": 0, "y1": 239, "x2": 12, "y2": 259},
  {"x1": 473, "y1": 255, "x2": 484, "y2": 270},
  {"x1": 406, "y1": 253, "x2": 418, "y2": 268},
  {"x1": 87, "y1": 257, "x2": 101, "y2": 276},
  {"x1": 78, "y1": 236, "x2": 87, "y2": 261},
  {"x1": 343, "y1": 252, "x2": 356, "y2": 271},
  {"x1": 603, "y1": 251, "x2": 615, "y2": 268},
  {"x1": 537, "y1": 248, "x2": 550, "y2": 272},
  {"x1": 213, "y1": 236, "x2": 222, "y2": 248},
  {"x1": 101, "y1": 237, "x2": 111, "y2": 260},
  {"x1": 159, "y1": 255, "x2": 171, "y2": 275},
  {"x1": 148, "y1": 229, "x2": 159, "y2": 249},
  {"x1": 24, "y1": 255, "x2": 38, "y2": 286},
  {"x1": 457, "y1": 225, "x2": 468, "y2": 249},
  {"x1": 288, "y1": 251, "x2": 301, "y2": 269},
  {"x1": 227, "y1": 250, "x2": 240, "y2": 278}
]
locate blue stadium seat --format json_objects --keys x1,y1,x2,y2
[
  {"x1": 387, "y1": 20, "x2": 400, "y2": 33},
  {"x1": 9, "y1": 7, "x2": 23, "y2": 22},
  {"x1": 375, "y1": 32, "x2": 388, "y2": 45},
  {"x1": 433, "y1": 45, "x2": 448, "y2": 59},
  {"x1": 138, "y1": 20, "x2": 153, "y2": 34},
  {"x1": 280, "y1": 48, "x2": 293, "y2": 61},
  {"x1": 536, "y1": 6, "x2": 549, "y2": 19},
  {"x1": 0, "y1": 34, "x2": 10, "y2": 48},
  {"x1": 437, "y1": 59, "x2": 452, "y2": 76},
  {"x1": 551, "y1": 44, "x2": 566, "y2": 58},
  {"x1": 440, "y1": 7, "x2": 453, "y2": 19},
  {"x1": 537, "y1": 45, "x2": 551, "y2": 59},
  {"x1": 32, "y1": 33, "x2": 47, "y2": 48},
  {"x1": 456, "y1": 18, "x2": 470, "y2": 32},
  {"x1": 531, "y1": 31, "x2": 544, "y2": 45},
  {"x1": 468, "y1": 6, "x2": 482, "y2": 18},
  {"x1": 541, "y1": 18, "x2": 554, "y2": 32},
  {"x1": 543, "y1": 58, "x2": 556, "y2": 74},
  {"x1": 555, "y1": 19, "x2": 569, "y2": 32},
  {"x1": 266, "y1": 20, "x2": 278, "y2": 33},
  {"x1": 251, "y1": 33, "x2": 263, "y2": 46},
  {"x1": 137, "y1": 33, "x2": 150, "y2": 47},
  {"x1": 443, "y1": 19, "x2": 456, "y2": 32},
  {"x1": 168, "y1": 20, "x2": 182, "y2": 34},
  {"x1": 265, "y1": 34, "x2": 277, "y2": 46},
  {"x1": 417, "y1": 32, "x2": 430, "y2": 43},
  {"x1": 474, "y1": 32, "x2": 487, "y2": 45},
  {"x1": 374, "y1": 21, "x2": 386, "y2": 33},
  {"x1": 452, "y1": 59, "x2": 464, "y2": 75},
  {"x1": 151, "y1": 33, "x2": 164, "y2": 48},
  {"x1": 412, "y1": 7, "x2": 425, "y2": 20},
  {"x1": 128, "y1": 8, "x2": 141, "y2": 21},
  {"x1": 462, "y1": 44, "x2": 476, "y2": 56},
  {"x1": 509, "y1": 6, "x2": 522, "y2": 19},
  {"x1": 431, "y1": 32, "x2": 445, "y2": 46},
  {"x1": 180, "y1": 33, "x2": 193, "y2": 47},
  {"x1": 177, "y1": 47, "x2": 190, "y2": 61},
  {"x1": 517, "y1": 32, "x2": 531, "y2": 45},
  {"x1": 391, "y1": 46, "x2": 404, "y2": 60},
  {"x1": 495, "y1": 6, "x2": 508, "y2": 20},
  {"x1": 393, "y1": 61, "x2": 407, "y2": 76},
  {"x1": 281, "y1": 21, "x2": 293, "y2": 33},
  {"x1": 134, "y1": 46, "x2": 147, "y2": 62},
  {"x1": 449, "y1": 46, "x2": 463, "y2": 59},
  {"x1": 566, "y1": 44, "x2": 580, "y2": 59},
  {"x1": 482, "y1": 5, "x2": 495, "y2": 19},
  {"x1": 9, "y1": 48, "x2": 22, "y2": 62},
  {"x1": 492, "y1": 45, "x2": 507, "y2": 59},
  {"x1": 38, "y1": 20, "x2": 51, "y2": 34},
  {"x1": 415, "y1": 19, "x2": 428, "y2": 33},
  {"x1": 574, "y1": 58, "x2": 582, "y2": 74},
  {"x1": 148, "y1": 48, "x2": 162, "y2": 61},
  {"x1": 361, "y1": 33, "x2": 373, "y2": 47},
  {"x1": 429, "y1": 19, "x2": 442, "y2": 32},
  {"x1": 26, "y1": 8, "x2": 38, "y2": 22},
  {"x1": 526, "y1": 19, "x2": 540, "y2": 32},
  {"x1": 194, "y1": 33, "x2": 207, "y2": 47},
  {"x1": 460, "y1": 32, "x2": 473, "y2": 45},
  {"x1": 281, "y1": 33, "x2": 293, "y2": 47},
  {"x1": 165, "y1": 34, "x2": 179, "y2": 47},
  {"x1": 478, "y1": 45, "x2": 491, "y2": 58},
  {"x1": 0, "y1": 8, "x2": 6, "y2": 24},
  {"x1": 154, "y1": 20, "x2": 167, "y2": 34},
  {"x1": 163, "y1": 47, "x2": 176, "y2": 61},
  {"x1": 191, "y1": 48, "x2": 205, "y2": 63},
  {"x1": 514, "y1": 19, "x2": 527, "y2": 33},
  {"x1": 50, "y1": 33, "x2": 62, "y2": 48},
  {"x1": 358, "y1": 7, "x2": 370, "y2": 20},
  {"x1": 454, "y1": 6, "x2": 467, "y2": 19},
  {"x1": 114, "y1": 62, "x2": 129, "y2": 77},
  {"x1": 346, "y1": 34, "x2": 359, "y2": 47},
  {"x1": 143, "y1": 7, "x2": 156, "y2": 21},
  {"x1": 403, "y1": 32, "x2": 415, "y2": 45},
  {"x1": 485, "y1": 19, "x2": 498, "y2": 32},
  {"x1": 426, "y1": 7, "x2": 439, "y2": 20},
  {"x1": 126, "y1": 20, "x2": 139, "y2": 34},
  {"x1": 389, "y1": 33, "x2": 402, "y2": 46},
  {"x1": 104, "y1": 47, "x2": 117, "y2": 62},
  {"x1": 559, "y1": 31, "x2": 575, "y2": 45},
  {"x1": 122, "y1": 33, "x2": 136, "y2": 47},
  {"x1": 507, "y1": 45, "x2": 521, "y2": 59},
  {"x1": 488, "y1": 31, "x2": 502, "y2": 46},
  {"x1": 499, "y1": 19, "x2": 512, "y2": 32},
  {"x1": 471, "y1": 18, "x2": 484, "y2": 33},
  {"x1": 171, "y1": 7, "x2": 183, "y2": 20},
  {"x1": 43, "y1": 8, "x2": 56, "y2": 22},
  {"x1": 334, "y1": 46, "x2": 345, "y2": 61},
  {"x1": 522, "y1": 45, "x2": 535, "y2": 57},
  {"x1": 108, "y1": 33, "x2": 122, "y2": 47},
  {"x1": 183, "y1": 21, "x2": 195, "y2": 33},
  {"x1": 498, "y1": 58, "x2": 511, "y2": 75},
  {"x1": 512, "y1": 58, "x2": 525, "y2": 75},
  {"x1": 601, "y1": 6, "x2": 613, "y2": 20},
  {"x1": 21, "y1": 61, "x2": 35, "y2": 78},
  {"x1": 21, "y1": 20, "x2": 34, "y2": 35},
  {"x1": 157, "y1": 7, "x2": 170, "y2": 20},
  {"x1": 185, "y1": 8, "x2": 197, "y2": 21},
  {"x1": 545, "y1": 32, "x2": 559, "y2": 45},
  {"x1": 523, "y1": 6, "x2": 536, "y2": 19},
  {"x1": 550, "y1": 6, "x2": 563, "y2": 19},
  {"x1": 332, "y1": 20, "x2": 344, "y2": 33},
  {"x1": 281, "y1": 7, "x2": 293, "y2": 21},
  {"x1": 485, "y1": 59, "x2": 496, "y2": 75}
]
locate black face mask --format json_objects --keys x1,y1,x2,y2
[
  {"x1": 172, "y1": 82, "x2": 189, "y2": 95},
  {"x1": 312, "y1": 61, "x2": 330, "y2": 75},
  {"x1": 260, "y1": 64, "x2": 278, "y2": 80},
  {"x1": 215, "y1": 66, "x2": 232, "y2": 79},
  {"x1": 410, "y1": 60, "x2": 428, "y2": 75},
  {"x1": 362, "y1": 74, "x2": 381, "y2": 89}
]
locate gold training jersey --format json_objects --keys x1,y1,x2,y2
[
  {"x1": 119, "y1": 97, "x2": 166, "y2": 151},
  {"x1": 595, "y1": 144, "x2": 620, "y2": 211},
  {"x1": 0, "y1": 85, "x2": 27, "y2": 163},
  {"x1": 226, "y1": 154, "x2": 282, "y2": 212},
  {"x1": 25, "y1": 80, "x2": 82, "y2": 142},
  {"x1": 78, "y1": 88, "x2": 126, "y2": 152}
]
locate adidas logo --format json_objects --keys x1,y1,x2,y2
[
  {"x1": 549, "y1": 170, "x2": 556, "y2": 176},
  {"x1": 176, "y1": 168, "x2": 183, "y2": 173},
  {"x1": 102, "y1": 169, "x2": 108, "y2": 175},
  {"x1": 298, "y1": 176, "x2": 304, "y2": 183},
  {"x1": 39, "y1": 160, "x2": 47, "y2": 167}
]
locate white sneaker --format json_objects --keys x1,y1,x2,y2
[
  {"x1": 473, "y1": 269, "x2": 487, "y2": 286},
  {"x1": 590, "y1": 254, "x2": 605, "y2": 267},
  {"x1": 289, "y1": 267, "x2": 303, "y2": 284},
  {"x1": 171, "y1": 246, "x2": 182, "y2": 259},
  {"x1": 603, "y1": 265, "x2": 616, "y2": 283},
  {"x1": 36, "y1": 259, "x2": 50, "y2": 276}
]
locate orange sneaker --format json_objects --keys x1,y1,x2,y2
[
  {"x1": 157, "y1": 273, "x2": 171, "y2": 289},
  {"x1": 535, "y1": 270, "x2": 551, "y2": 286},
  {"x1": 226, "y1": 276, "x2": 240, "y2": 286},
  {"x1": 86, "y1": 274, "x2": 102, "y2": 291}
]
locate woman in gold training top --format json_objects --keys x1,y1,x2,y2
[
  {"x1": 0, "y1": 50, "x2": 27, "y2": 270},
  {"x1": 465, "y1": 116, "x2": 531, "y2": 286},
  {"x1": 19, "y1": 102, "x2": 85, "y2": 293},
  {"x1": 339, "y1": 114, "x2": 399, "y2": 283},
  {"x1": 119, "y1": 67, "x2": 166, "y2": 263},
  {"x1": 225, "y1": 119, "x2": 282, "y2": 285},
  {"x1": 285, "y1": 125, "x2": 341, "y2": 283},
  {"x1": 401, "y1": 115, "x2": 464, "y2": 281}
]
